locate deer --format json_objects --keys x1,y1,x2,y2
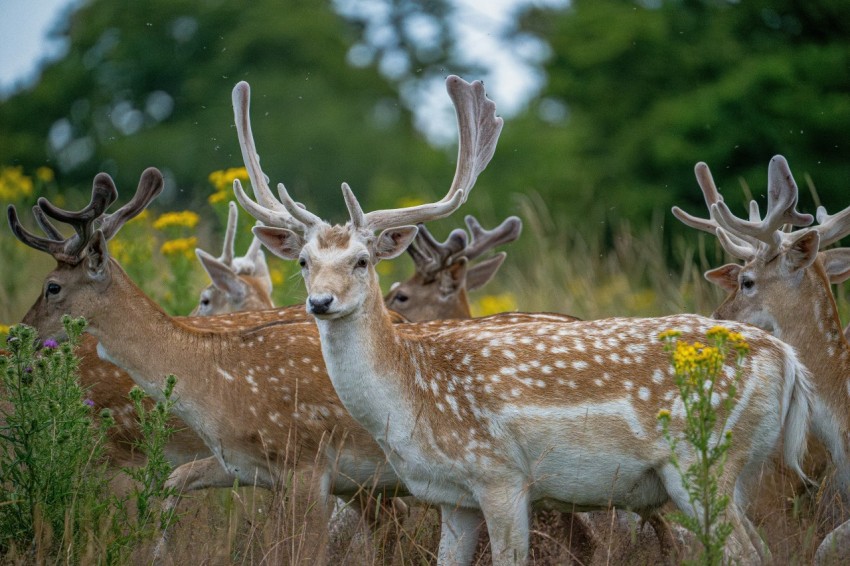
[
  {"x1": 234, "y1": 76, "x2": 814, "y2": 565},
  {"x1": 385, "y1": 214, "x2": 521, "y2": 321},
  {"x1": 8, "y1": 79, "x2": 563, "y2": 565},
  {"x1": 192, "y1": 200, "x2": 274, "y2": 316},
  {"x1": 673, "y1": 154, "x2": 850, "y2": 551}
]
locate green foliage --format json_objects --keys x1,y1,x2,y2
[
  {"x1": 494, "y1": 0, "x2": 850, "y2": 228},
  {"x1": 0, "y1": 316, "x2": 112, "y2": 559},
  {"x1": 114, "y1": 376, "x2": 179, "y2": 552},
  {"x1": 657, "y1": 326, "x2": 750, "y2": 565}
]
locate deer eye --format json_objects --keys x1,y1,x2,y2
[
  {"x1": 741, "y1": 277, "x2": 755, "y2": 291},
  {"x1": 394, "y1": 292, "x2": 409, "y2": 304},
  {"x1": 298, "y1": 257, "x2": 307, "y2": 269},
  {"x1": 355, "y1": 257, "x2": 369, "y2": 270},
  {"x1": 46, "y1": 282, "x2": 61, "y2": 297},
  {"x1": 201, "y1": 297, "x2": 211, "y2": 307}
]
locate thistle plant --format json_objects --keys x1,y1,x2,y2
[
  {"x1": 114, "y1": 375, "x2": 179, "y2": 549},
  {"x1": 0, "y1": 316, "x2": 113, "y2": 559},
  {"x1": 657, "y1": 326, "x2": 750, "y2": 565}
]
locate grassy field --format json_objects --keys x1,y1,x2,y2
[{"x1": 2, "y1": 165, "x2": 850, "y2": 564}]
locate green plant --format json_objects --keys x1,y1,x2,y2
[
  {"x1": 0, "y1": 316, "x2": 113, "y2": 560},
  {"x1": 657, "y1": 326, "x2": 750, "y2": 565},
  {"x1": 117, "y1": 375, "x2": 180, "y2": 543}
]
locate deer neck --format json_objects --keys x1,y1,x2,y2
[
  {"x1": 312, "y1": 280, "x2": 412, "y2": 443},
  {"x1": 777, "y1": 265, "x2": 850, "y2": 423},
  {"x1": 89, "y1": 264, "x2": 224, "y2": 408}
]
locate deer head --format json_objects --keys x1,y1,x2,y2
[
  {"x1": 384, "y1": 215, "x2": 521, "y2": 321},
  {"x1": 674, "y1": 155, "x2": 850, "y2": 340},
  {"x1": 9, "y1": 168, "x2": 164, "y2": 340},
  {"x1": 231, "y1": 76, "x2": 503, "y2": 320},
  {"x1": 192, "y1": 201, "x2": 273, "y2": 316}
]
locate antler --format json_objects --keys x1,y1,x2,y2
[
  {"x1": 814, "y1": 205, "x2": 850, "y2": 248},
  {"x1": 463, "y1": 215, "x2": 522, "y2": 261},
  {"x1": 7, "y1": 168, "x2": 163, "y2": 264},
  {"x1": 407, "y1": 225, "x2": 468, "y2": 279},
  {"x1": 351, "y1": 76, "x2": 504, "y2": 232},
  {"x1": 711, "y1": 155, "x2": 813, "y2": 251},
  {"x1": 671, "y1": 161, "x2": 761, "y2": 260},
  {"x1": 8, "y1": 173, "x2": 117, "y2": 263},
  {"x1": 231, "y1": 81, "x2": 318, "y2": 232}
]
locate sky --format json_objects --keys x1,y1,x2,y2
[{"x1": 0, "y1": 0, "x2": 566, "y2": 141}]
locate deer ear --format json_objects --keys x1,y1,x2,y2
[
  {"x1": 822, "y1": 249, "x2": 850, "y2": 284},
  {"x1": 374, "y1": 226, "x2": 418, "y2": 261},
  {"x1": 85, "y1": 230, "x2": 110, "y2": 280},
  {"x1": 466, "y1": 252, "x2": 506, "y2": 291},
  {"x1": 783, "y1": 230, "x2": 820, "y2": 273},
  {"x1": 704, "y1": 263, "x2": 741, "y2": 293},
  {"x1": 252, "y1": 226, "x2": 304, "y2": 260},
  {"x1": 195, "y1": 249, "x2": 248, "y2": 300}
]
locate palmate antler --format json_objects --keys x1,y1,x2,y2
[
  {"x1": 672, "y1": 156, "x2": 814, "y2": 260},
  {"x1": 7, "y1": 168, "x2": 164, "y2": 263},
  {"x1": 232, "y1": 76, "x2": 504, "y2": 235}
]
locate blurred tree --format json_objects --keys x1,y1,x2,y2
[
  {"x1": 0, "y1": 0, "x2": 458, "y2": 217},
  {"x1": 490, "y1": 0, "x2": 850, "y2": 228}
]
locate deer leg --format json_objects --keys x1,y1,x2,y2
[
  {"x1": 477, "y1": 481, "x2": 530, "y2": 566},
  {"x1": 153, "y1": 456, "x2": 240, "y2": 561},
  {"x1": 438, "y1": 504, "x2": 484, "y2": 566}
]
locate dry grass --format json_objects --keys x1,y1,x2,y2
[{"x1": 3, "y1": 198, "x2": 849, "y2": 563}]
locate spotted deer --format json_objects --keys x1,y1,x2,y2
[
  {"x1": 673, "y1": 155, "x2": 850, "y2": 530},
  {"x1": 385, "y1": 214, "x2": 521, "y2": 321},
  {"x1": 192, "y1": 200, "x2": 274, "y2": 316},
  {"x1": 8, "y1": 77, "x2": 554, "y2": 561},
  {"x1": 235, "y1": 76, "x2": 814, "y2": 565}
]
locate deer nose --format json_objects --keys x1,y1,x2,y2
[{"x1": 307, "y1": 294, "x2": 334, "y2": 314}]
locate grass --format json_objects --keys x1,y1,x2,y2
[{"x1": 2, "y1": 167, "x2": 848, "y2": 563}]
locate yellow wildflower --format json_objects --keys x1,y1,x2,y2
[
  {"x1": 208, "y1": 167, "x2": 249, "y2": 192},
  {"x1": 35, "y1": 166, "x2": 55, "y2": 183},
  {"x1": 472, "y1": 293, "x2": 518, "y2": 317},
  {"x1": 269, "y1": 268, "x2": 285, "y2": 287},
  {"x1": 657, "y1": 329, "x2": 682, "y2": 341},
  {"x1": 160, "y1": 237, "x2": 198, "y2": 259},
  {"x1": 706, "y1": 326, "x2": 730, "y2": 341},
  {"x1": 657, "y1": 408, "x2": 671, "y2": 420},
  {"x1": 153, "y1": 211, "x2": 200, "y2": 231},
  {"x1": 208, "y1": 190, "x2": 228, "y2": 204},
  {"x1": 110, "y1": 239, "x2": 130, "y2": 264},
  {"x1": 130, "y1": 209, "x2": 150, "y2": 223},
  {"x1": 0, "y1": 166, "x2": 34, "y2": 201},
  {"x1": 0, "y1": 324, "x2": 10, "y2": 337}
]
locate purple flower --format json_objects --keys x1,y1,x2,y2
[
  {"x1": 83, "y1": 399, "x2": 95, "y2": 407},
  {"x1": 43, "y1": 339, "x2": 59, "y2": 349},
  {"x1": 24, "y1": 366, "x2": 32, "y2": 374}
]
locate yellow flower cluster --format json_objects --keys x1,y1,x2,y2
[
  {"x1": 0, "y1": 166, "x2": 34, "y2": 201},
  {"x1": 160, "y1": 236, "x2": 198, "y2": 259},
  {"x1": 672, "y1": 341, "x2": 723, "y2": 376},
  {"x1": 208, "y1": 167, "x2": 249, "y2": 204},
  {"x1": 153, "y1": 211, "x2": 200, "y2": 231},
  {"x1": 35, "y1": 166, "x2": 54, "y2": 183},
  {"x1": 473, "y1": 292, "x2": 518, "y2": 317},
  {"x1": 707, "y1": 325, "x2": 749, "y2": 354},
  {"x1": 269, "y1": 267, "x2": 285, "y2": 287},
  {"x1": 657, "y1": 329, "x2": 682, "y2": 341},
  {"x1": 0, "y1": 323, "x2": 10, "y2": 337}
]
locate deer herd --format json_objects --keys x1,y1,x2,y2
[{"x1": 5, "y1": 75, "x2": 850, "y2": 564}]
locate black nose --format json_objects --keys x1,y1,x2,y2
[{"x1": 308, "y1": 295, "x2": 334, "y2": 314}]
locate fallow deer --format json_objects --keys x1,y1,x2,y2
[
  {"x1": 8, "y1": 76, "x2": 558, "y2": 565},
  {"x1": 385, "y1": 214, "x2": 521, "y2": 321},
  {"x1": 235, "y1": 76, "x2": 814, "y2": 565},
  {"x1": 673, "y1": 154, "x2": 850, "y2": 550},
  {"x1": 192, "y1": 200, "x2": 274, "y2": 316}
]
